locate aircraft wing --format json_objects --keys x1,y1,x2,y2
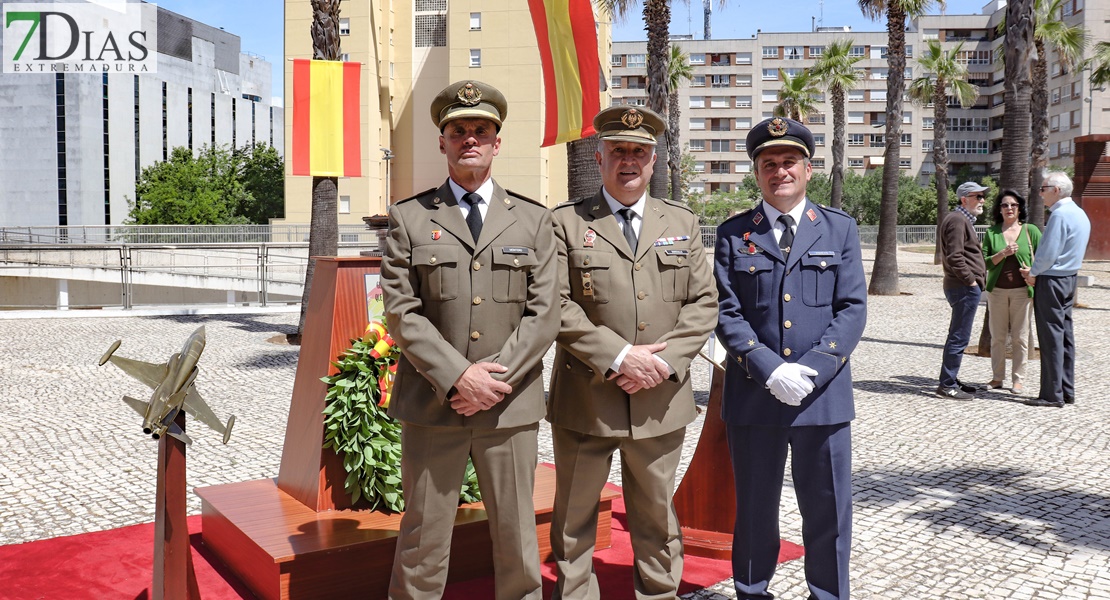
[
  {"x1": 107, "y1": 355, "x2": 169, "y2": 390},
  {"x1": 182, "y1": 386, "x2": 234, "y2": 443}
]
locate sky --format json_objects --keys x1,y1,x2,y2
[{"x1": 611, "y1": 0, "x2": 994, "y2": 41}]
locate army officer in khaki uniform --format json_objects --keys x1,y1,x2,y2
[
  {"x1": 548, "y1": 106, "x2": 718, "y2": 599},
  {"x1": 382, "y1": 80, "x2": 558, "y2": 600}
]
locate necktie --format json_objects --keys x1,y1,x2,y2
[
  {"x1": 778, "y1": 214, "x2": 795, "y2": 258},
  {"x1": 463, "y1": 192, "x2": 483, "y2": 242},
  {"x1": 618, "y1": 207, "x2": 638, "y2": 254}
]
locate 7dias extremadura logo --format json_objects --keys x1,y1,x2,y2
[{"x1": 3, "y1": 2, "x2": 157, "y2": 73}]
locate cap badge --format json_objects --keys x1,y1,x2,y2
[
  {"x1": 621, "y1": 109, "x2": 644, "y2": 129},
  {"x1": 768, "y1": 117, "x2": 789, "y2": 137},
  {"x1": 457, "y1": 83, "x2": 482, "y2": 106}
]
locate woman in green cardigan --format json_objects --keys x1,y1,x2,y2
[{"x1": 981, "y1": 190, "x2": 1041, "y2": 394}]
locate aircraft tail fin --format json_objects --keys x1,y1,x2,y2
[
  {"x1": 221, "y1": 415, "x2": 236, "y2": 445},
  {"x1": 165, "y1": 421, "x2": 193, "y2": 445},
  {"x1": 98, "y1": 340, "x2": 122, "y2": 366},
  {"x1": 122, "y1": 396, "x2": 148, "y2": 418}
]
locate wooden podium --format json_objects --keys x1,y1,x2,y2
[{"x1": 196, "y1": 257, "x2": 619, "y2": 599}]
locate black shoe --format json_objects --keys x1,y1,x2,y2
[
  {"x1": 1064, "y1": 396, "x2": 1075, "y2": 405},
  {"x1": 955, "y1": 379, "x2": 979, "y2": 394},
  {"x1": 937, "y1": 386, "x2": 974, "y2": 400},
  {"x1": 1024, "y1": 397, "x2": 1065, "y2": 408}
]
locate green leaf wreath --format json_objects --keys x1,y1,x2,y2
[{"x1": 322, "y1": 331, "x2": 481, "y2": 514}]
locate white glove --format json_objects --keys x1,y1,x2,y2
[{"x1": 766, "y1": 363, "x2": 818, "y2": 406}]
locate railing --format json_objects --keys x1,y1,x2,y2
[
  {"x1": 0, "y1": 224, "x2": 375, "y2": 245},
  {"x1": 698, "y1": 224, "x2": 987, "y2": 248}
]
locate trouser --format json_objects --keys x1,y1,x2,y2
[
  {"x1": 939, "y1": 284, "x2": 982, "y2": 389},
  {"x1": 1033, "y1": 274, "x2": 1077, "y2": 403}
]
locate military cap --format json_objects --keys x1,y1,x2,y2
[
  {"x1": 746, "y1": 116, "x2": 815, "y2": 159},
  {"x1": 430, "y1": 80, "x2": 508, "y2": 131},
  {"x1": 593, "y1": 105, "x2": 665, "y2": 146}
]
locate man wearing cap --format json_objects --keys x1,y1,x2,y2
[
  {"x1": 714, "y1": 117, "x2": 867, "y2": 599},
  {"x1": 936, "y1": 182, "x2": 989, "y2": 400},
  {"x1": 382, "y1": 80, "x2": 558, "y2": 600},
  {"x1": 547, "y1": 105, "x2": 717, "y2": 598},
  {"x1": 1021, "y1": 170, "x2": 1091, "y2": 408}
]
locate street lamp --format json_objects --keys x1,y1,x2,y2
[{"x1": 380, "y1": 147, "x2": 394, "y2": 206}]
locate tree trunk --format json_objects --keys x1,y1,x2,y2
[
  {"x1": 298, "y1": 177, "x2": 339, "y2": 333},
  {"x1": 644, "y1": 0, "x2": 672, "y2": 199},
  {"x1": 668, "y1": 92, "x2": 683, "y2": 203},
  {"x1": 1000, "y1": 0, "x2": 1035, "y2": 198},
  {"x1": 868, "y1": 4, "x2": 906, "y2": 296},
  {"x1": 932, "y1": 77, "x2": 950, "y2": 265},
  {"x1": 567, "y1": 135, "x2": 602, "y2": 200},
  {"x1": 1028, "y1": 38, "x2": 1049, "y2": 228},
  {"x1": 830, "y1": 86, "x2": 846, "y2": 209}
]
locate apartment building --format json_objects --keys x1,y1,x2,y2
[
  {"x1": 282, "y1": 0, "x2": 611, "y2": 225},
  {"x1": 611, "y1": 0, "x2": 1106, "y2": 194}
]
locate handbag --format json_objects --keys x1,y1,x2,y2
[{"x1": 1021, "y1": 223, "x2": 1035, "y2": 268}]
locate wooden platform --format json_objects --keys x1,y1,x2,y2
[{"x1": 196, "y1": 464, "x2": 620, "y2": 600}]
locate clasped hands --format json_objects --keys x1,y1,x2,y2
[
  {"x1": 766, "y1": 362, "x2": 818, "y2": 406},
  {"x1": 609, "y1": 342, "x2": 669, "y2": 395},
  {"x1": 449, "y1": 362, "x2": 511, "y2": 416},
  {"x1": 1019, "y1": 266, "x2": 1035, "y2": 286}
]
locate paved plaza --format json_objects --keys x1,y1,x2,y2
[{"x1": 1, "y1": 248, "x2": 1109, "y2": 599}]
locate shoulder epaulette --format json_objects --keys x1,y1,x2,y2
[
  {"x1": 396, "y1": 188, "x2": 437, "y2": 204},
  {"x1": 553, "y1": 196, "x2": 587, "y2": 210},
  {"x1": 719, "y1": 207, "x2": 755, "y2": 226},
  {"x1": 505, "y1": 189, "x2": 544, "y2": 207},
  {"x1": 815, "y1": 203, "x2": 852, "y2": 220},
  {"x1": 661, "y1": 197, "x2": 696, "y2": 214}
]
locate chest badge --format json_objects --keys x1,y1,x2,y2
[
  {"x1": 431, "y1": 230, "x2": 442, "y2": 241},
  {"x1": 584, "y1": 228, "x2": 596, "y2": 248},
  {"x1": 581, "y1": 271, "x2": 594, "y2": 298}
]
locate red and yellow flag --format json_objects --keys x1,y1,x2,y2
[
  {"x1": 291, "y1": 59, "x2": 362, "y2": 177},
  {"x1": 527, "y1": 0, "x2": 601, "y2": 147}
]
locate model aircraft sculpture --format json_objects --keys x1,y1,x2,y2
[{"x1": 99, "y1": 325, "x2": 235, "y2": 445}]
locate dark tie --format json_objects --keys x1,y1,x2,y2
[
  {"x1": 618, "y1": 207, "x2": 638, "y2": 253},
  {"x1": 778, "y1": 214, "x2": 795, "y2": 258},
  {"x1": 463, "y1": 192, "x2": 483, "y2": 242}
]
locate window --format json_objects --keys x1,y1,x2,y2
[
  {"x1": 762, "y1": 46, "x2": 778, "y2": 58},
  {"x1": 923, "y1": 29, "x2": 939, "y2": 40},
  {"x1": 627, "y1": 54, "x2": 647, "y2": 68},
  {"x1": 710, "y1": 53, "x2": 731, "y2": 66},
  {"x1": 694, "y1": 161, "x2": 705, "y2": 172},
  {"x1": 340, "y1": 52, "x2": 350, "y2": 62},
  {"x1": 814, "y1": 133, "x2": 825, "y2": 146},
  {"x1": 807, "y1": 113, "x2": 825, "y2": 124},
  {"x1": 900, "y1": 133, "x2": 911, "y2": 146},
  {"x1": 469, "y1": 49, "x2": 481, "y2": 67},
  {"x1": 870, "y1": 134, "x2": 884, "y2": 148},
  {"x1": 871, "y1": 89, "x2": 887, "y2": 102},
  {"x1": 1051, "y1": 62, "x2": 1061, "y2": 77},
  {"x1": 905, "y1": 45, "x2": 913, "y2": 58},
  {"x1": 711, "y1": 75, "x2": 730, "y2": 88},
  {"x1": 762, "y1": 90, "x2": 778, "y2": 103},
  {"x1": 691, "y1": 75, "x2": 705, "y2": 87},
  {"x1": 923, "y1": 117, "x2": 934, "y2": 130},
  {"x1": 611, "y1": 75, "x2": 621, "y2": 89},
  {"x1": 809, "y1": 46, "x2": 824, "y2": 58},
  {"x1": 871, "y1": 68, "x2": 888, "y2": 80},
  {"x1": 762, "y1": 69, "x2": 778, "y2": 81},
  {"x1": 735, "y1": 161, "x2": 752, "y2": 173},
  {"x1": 469, "y1": 12, "x2": 481, "y2": 30},
  {"x1": 848, "y1": 134, "x2": 864, "y2": 146},
  {"x1": 340, "y1": 195, "x2": 351, "y2": 214},
  {"x1": 1072, "y1": 82, "x2": 1083, "y2": 100},
  {"x1": 848, "y1": 112, "x2": 864, "y2": 125},
  {"x1": 850, "y1": 46, "x2": 866, "y2": 57},
  {"x1": 627, "y1": 76, "x2": 646, "y2": 89},
  {"x1": 736, "y1": 75, "x2": 752, "y2": 87},
  {"x1": 735, "y1": 96, "x2": 752, "y2": 108},
  {"x1": 611, "y1": 54, "x2": 623, "y2": 67},
  {"x1": 710, "y1": 118, "x2": 731, "y2": 131},
  {"x1": 945, "y1": 139, "x2": 989, "y2": 154},
  {"x1": 1061, "y1": 139, "x2": 1072, "y2": 155},
  {"x1": 690, "y1": 53, "x2": 706, "y2": 65},
  {"x1": 735, "y1": 140, "x2": 747, "y2": 152},
  {"x1": 811, "y1": 158, "x2": 825, "y2": 169},
  {"x1": 848, "y1": 158, "x2": 864, "y2": 168},
  {"x1": 339, "y1": 18, "x2": 350, "y2": 35},
  {"x1": 709, "y1": 140, "x2": 730, "y2": 152},
  {"x1": 899, "y1": 158, "x2": 911, "y2": 168},
  {"x1": 922, "y1": 139, "x2": 933, "y2": 151},
  {"x1": 736, "y1": 52, "x2": 752, "y2": 65},
  {"x1": 871, "y1": 46, "x2": 886, "y2": 60},
  {"x1": 710, "y1": 161, "x2": 730, "y2": 174},
  {"x1": 736, "y1": 117, "x2": 752, "y2": 129},
  {"x1": 689, "y1": 96, "x2": 705, "y2": 109},
  {"x1": 848, "y1": 90, "x2": 864, "y2": 102},
  {"x1": 782, "y1": 68, "x2": 804, "y2": 78},
  {"x1": 903, "y1": 112, "x2": 912, "y2": 124},
  {"x1": 711, "y1": 96, "x2": 729, "y2": 108},
  {"x1": 784, "y1": 46, "x2": 803, "y2": 60},
  {"x1": 689, "y1": 118, "x2": 705, "y2": 130},
  {"x1": 689, "y1": 140, "x2": 705, "y2": 151},
  {"x1": 1071, "y1": 109, "x2": 1082, "y2": 128}
]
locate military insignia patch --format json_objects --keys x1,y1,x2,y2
[
  {"x1": 807, "y1": 208, "x2": 817, "y2": 222},
  {"x1": 457, "y1": 82, "x2": 482, "y2": 106},
  {"x1": 653, "y1": 235, "x2": 691, "y2": 247},
  {"x1": 743, "y1": 232, "x2": 751, "y2": 241},
  {"x1": 431, "y1": 230, "x2": 441, "y2": 240},
  {"x1": 753, "y1": 212, "x2": 764, "y2": 226},
  {"x1": 768, "y1": 117, "x2": 789, "y2": 137},
  {"x1": 584, "y1": 229, "x2": 596, "y2": 248},
  {"x1": 621, "y1": 108, "x2": 644, "y2": 129}
]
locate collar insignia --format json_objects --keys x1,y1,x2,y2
[
  {"x1": 753, "y1": 212, "x2": 764, "y2": 226},
  {"x1": 807, "y1": 208, "x2": 818, "y2": 222}
]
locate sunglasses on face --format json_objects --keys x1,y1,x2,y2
[
  {"x1": 1000, "y1": 203, "x2": 1019, "y2": 208},
  {"x1": 1040, "y1": 185, "x2": 1055, "y2": 191},
  {"x1": 968, "y1": 194, "x2": 986, "y2": 200}
]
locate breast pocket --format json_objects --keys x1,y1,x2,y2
[
  {"x1": 731, "y1": 254, "x2": 775, "y2": 310},
  {"x1": 656, "y1": 249, "x2": 691, "y2": 302},
  {"x1": 412, "y1": 245, "x2": 459, "y2": 302},
  {"x1": 568, "y1": 250, "x2": 612, "y2": 304},
  {"x1": 492, "y1": 247, "x2": 538, "y2": 303},
  {"x1": 800, "y1": 254, "x2": 840, "y2": 307}
]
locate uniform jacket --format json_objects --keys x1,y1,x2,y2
[
  {"x1": 547, "y1": 190, "x2": 718, "y2": 439},
  {"x1": 381, "y1": 180, "x2": 559, "y2": 429},
  {"x1": 714, "y1": 200, "x2": 867, "y2": 427},
  {"x1": 938, "y1": 209, "x2": 987, "y2": 290}
]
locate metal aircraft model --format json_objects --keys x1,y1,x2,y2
[{"x1": 98, "y1": 325, "x2": 235, "y2": 445}]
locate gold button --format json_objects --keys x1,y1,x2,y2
[
  {"x1": 565, "y1": 363, "x2": 571, "y2": 369},
  {"x1": 820, "y1": 260, "x2": 828, "y2": 268},
  {"x1": 783, "y1": 348, "x2": 792, "y2": 357},
  {"x1": 471, "y1": 331, "x2": 480, "y2": 340},
  {"x1": 784, "y1": 320, "x2": 792, "y2": 329},
  {"x1": 433, "y1": 198, "x2": 441, "y2": 204},
  {"x1": 749, "y1": 266, "x2": 756, "y2": 273},
  {"x1": 637, "y1": 291, "x2": 646, "y2": 300},
  {"x1": 784, "y1": 293, "x2": 791, "y2": 302},
  {"x1": 473, "y1": 261, "x2": 481, "y2": 271},
  {"x1": 513, "y1": 258, "x2": 520, "y2": 266},
  {"x1": 635, "y1": 263, "x2": 642, "y2": 271},
  {"x1": 677, "y1": 258, "x2": 684, "y2": 264},
  {"x1": 430, "y1": 256, "x2": 437, "y2": 264},
  {"x1": 473, "y1": 296, "x2": 482, "y2": 305},
  {"x1": 638, "y1": 322, "x2": 647, "y2": 331},
  {"x1": 584, "y1": 258, "x2": 591, "y2": 266}
]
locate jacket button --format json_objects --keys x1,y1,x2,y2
[
  {"x1": 471, "y1": 331, "x2": 480, "y2": 340},
  {"x1": 473, "y1": 296, "x2": 482, "y2": 305},
  {"x1": 637, "y1": 291, "x2": 646, "y2": 300},
  {"x1": 677, "y1": 257, "x2": 684, "y2": 264},
  {"x1": 820, "y1": 260, "x2": 828, "y2": 268},
  {"x1": 473, "y1": 261, "x2": 482, "y2": 271},
  {"x1": 784, "y1": 320, "x2": 792, "y2": 329},
  {"x1": 749, "y1": 266, "x2": 756, "y2": 273},
  {"x1": 638, "y1": 322, "x2": 647, "y2": 331},
  {"x1": 584, "y1": 257, "x2": 591, "y2": 266},
  {"x1": 783, "y1": 348, "x2": 792, "y2": 356},
  {"x1": 635, "y1": 263, "x2": 642, "y2": 271},
  {"x1": 784, "y1": 293, "x2": 791, "y2": 302},
  {"x1": 513, "y1": 258, "x2": 520, "y2": 266},
  {"x1": 430, "y1": 256, "x2": 438, "y2": 264},
  {"x1": 565, "y1": 363, "x2": 571, "y2": 369}
]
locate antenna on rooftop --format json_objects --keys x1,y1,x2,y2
[
  {"x1": 819, "y1": 0, "x2": 824, "y2": 29},
  {"x1": 704, "y1": 0, "x2": 712, "y2": 40}
]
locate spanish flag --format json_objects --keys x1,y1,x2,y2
[
  {"x1": 291, "y1": 59, "x2": 362, "y2": 177},
  {"x1": 527, "y1": 0, "x2": 601, "y2": 147}
]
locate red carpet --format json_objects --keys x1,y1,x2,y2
[{"x1": 0, "y1": 499, "x2": 803, "y2": 600}]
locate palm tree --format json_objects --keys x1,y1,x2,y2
[
  {"x1": 773, "y1": 69, "x2": 821, "y2": 121},
  {"x1": 1028, "y1": 0, "x2": 1085, "y2": 227},
  {"x1": 999, "y1": 0, "x2": 1036, "y2": 199},
  {"x1": 859, "y1": 0, "x2": 940, "y2": 296},
  {"x1": 1089, "y1": 41, "x2": 1110, "y2": 87},
  {"x1": 298, "y1": 0, "x2": 342, "y2": 337},
  {"x1": 666, "y1": 44, "x2": 694, "y2": 203},
  {"x1": 810, "y1": 39, "x2": 863, "y2": 209},
  {"x1": 907, "y1": 40, "x2": 979, "y2": 226}
]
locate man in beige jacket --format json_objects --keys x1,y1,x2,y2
[
  {"x1": 382, "y1": 80, "x2": 558, "y2": 600},
  {"x1": 547, "y1": 106, "x2": 718, "y2": 599}
]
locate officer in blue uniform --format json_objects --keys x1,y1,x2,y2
[{"x1": 713, "y1": 117, "x2": 867, "y2": 599}]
